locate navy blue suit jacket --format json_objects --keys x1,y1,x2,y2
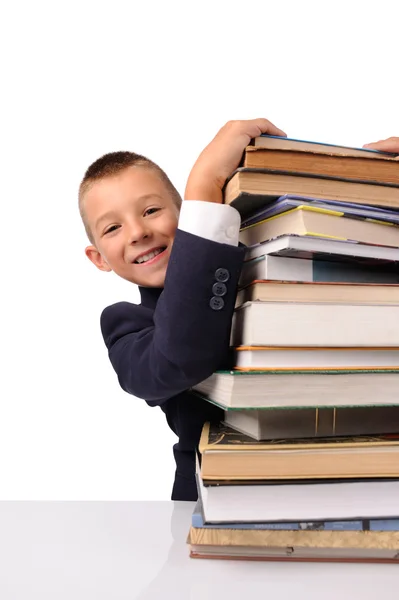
[{"x1": 100, "y1": 229, "x2": 246, "y2": 500}]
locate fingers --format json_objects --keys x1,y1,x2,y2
[
  {"x1": 251, "y1": 118, "x2": 288, "y2": 138},
  {"x1": 363, "y1": 136, "x2": 399, "y2": 154},
  {"x1": 223, "y1": 118, "x2": 287, "y2": 140}
]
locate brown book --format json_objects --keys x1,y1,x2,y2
[
  {"x1": 252, "y1": 135, "x2": 399, "y2": 159},
  {"x1": 223, "y1": 169, "x2": 399, "y2": 217},
  {"x1": 188, "y1": 527, "x2": 399, "y2": 563},
  {"x1": 236, "y1": 280, "x2": 399, "y2": 308},
  {"x1": 198, "y1": 422, "x2": 399, "y2": 481},
  {"x1": 238, "y1": 205, "x2": 399, "y2": 248},
  {"x1": 243, "y1": 147, "x2": 399, "y2": 185}
]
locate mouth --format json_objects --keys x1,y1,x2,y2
[{"x1": 133, "y1": 246, "x2": 168, "y2": 265}]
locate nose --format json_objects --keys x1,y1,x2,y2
[{"x1": 128, "y1": 219, "x2": 149, "y2": 244}]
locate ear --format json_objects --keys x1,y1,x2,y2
[{"x1": 85, "y1": 245, "x2": 112, "y2": 272}]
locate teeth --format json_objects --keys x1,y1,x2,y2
[{"x1": 135, "y1": 248, "x2": 164, "y2": 264}]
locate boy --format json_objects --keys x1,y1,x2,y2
[{"x1": 79, "y1": 121, "x2": 398, "y2": 500}]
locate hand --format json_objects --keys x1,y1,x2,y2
[
  {"x1": 184, "y1": 118, "x2": 287, "y2": 203},
  {"x1": 363, "y1": 136, "x2": 399, "y2": 155}
]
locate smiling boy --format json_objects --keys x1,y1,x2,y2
[{"x1": 80, "y1": 121, "x2": 398, "y2": 500}]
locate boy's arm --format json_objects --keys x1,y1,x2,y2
[{"x1": 101, "y1": 226, "x2": 245, "y2": 405}]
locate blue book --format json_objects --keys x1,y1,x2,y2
[{"x1": 192, "y1": 499, "x2": 399, "y2": 532}]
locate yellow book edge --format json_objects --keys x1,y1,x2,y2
[
  {"x1": 240, "y1": 205, "x2": 398, "y2": 232},
  {"x1": 198, "y1": 422, "x2": 399, "y2": 453}
]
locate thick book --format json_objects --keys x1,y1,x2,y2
[
  {"x1": 232, "y1": 346, "x2": 399, "y2": 371},
  {"x1": 188, "y1": 529, "x2": 399, "y2": 563},
  {"x1": 198, "y1": 422, "x2": 399, "y2": 481},
  {"x1": 242, "y1": 147, "x2": 399, "y2": 185},
  {"x1": 243, "y1": 233, "x2": 399, "y2": 263},
  {"x1": 224, "y1": 405, "x2": 399, "y2": 440},
  {"x1": 223, "y1": 168, "x2": 399, "y2": 217},
  {"x1": 252, "y1": 135, "x2": 399, "y2": 159},
  {"x1": 239, "y1": 254, "x2": 399, "y2": 287},
  {"x1": 231, "y1": 302, "x2": 399, "y2": 347},
  {"x1": 193, "y1": 370, "x2": 399, "y2": 409},
  {"x1": 196, "y1": 469, "x2": 399, "y2": 523},
  {"x1": 191, "y1": 498, "x2": 399, "y2": 531},
  {"x1": 188, "y1": 526, "x2": 399, "y2": 554},
  {"x1": 239, "y1": 205, "x2": 399, "y2": 248},
  {"x1": 236, "y1": 280, "x2": 399, "y2": 308}
]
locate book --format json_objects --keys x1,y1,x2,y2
[
  {"x1": 196, "y1": 471, "x2": 399, "y2": 523},
  {"x1": 243, "y1": 233, "x2": 399, "y2": 263},
  {"x1": 193, "y1": 370, "x2": 399, "y2": 410},
  {"x1": 224, "y1": 405, "x2": 399, "y2": 440},
  {"x1": 189, "y1": 547, "x2": 399, "y2": 563},
  {"x1": 239, "y1": 254, "x2": 399, "y2": 287},
  {"x1": 239, "y1": 205, "x2": 399, "y2": 248},
  {"x1": 231, "y1": 346, "x2": 399, "y2": 372},
  {"x1": 231, "y1": 302, "x2": 399, "y2": 347},
  {"x1": 189, "y1": 526, "x2": 399, "y2": 553},
  {"x1": 188, "y1": 528, "x2": 399, "y2": 563},
  {"x1": 198, "y1": 422, "x2": 399, "y2": 481},
  {"x1": 236, "y1": 280, "x2": 399, "y2": 308},
  {"x1": 223, "y1": 169, "x2": 399, "y2": 217},
  {"x1": 252, "y1": 135, "x2": 399, "y2": 159},
  {"x1": 241, "y1": 195, "x2": 399, "y2": 228},
  {"x1": 191, "y1": 499, "x2": 399, "y2": 531},
  {"x1": 232, "y1": 346, "x2": 399, "y2": 371},
  {"x1": 242, "y1": 148, "x2": 399, "y2": 185}
]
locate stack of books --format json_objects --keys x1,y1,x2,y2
[{"x1": 187, "y1": 136, "x2": 399, "y2": 563}]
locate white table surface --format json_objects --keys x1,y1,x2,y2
[{"x1": 0, "y1": 501, "x2": 398, "y2": 599}]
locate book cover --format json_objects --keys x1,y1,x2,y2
[
  {"x1": 243, "y1": 234, "x2": 399, "y2": 264},
  {"x1": 241, "y1": 195, "x2": 399, "y2": 228},
  {"x1": 254, "y1": 135, "x2": 399, "y2": 157},
  {"x1": 223, "y1": 169, "x2": 399, "y2": 217},
  {"x1": 199, "y1": 421, "x2": 399, "y2": 453},
  {"x1": 191, "y1": 499, "x2": 399, "y2": 532}
]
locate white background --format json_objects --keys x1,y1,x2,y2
[{"x1": 1, "y1": 0, "x2": 398, "y2": 499}]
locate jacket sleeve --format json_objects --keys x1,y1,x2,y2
[{"x1": 100, "y1": 229, "x2": 245, "y2": 406}]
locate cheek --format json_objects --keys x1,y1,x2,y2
[{"x1": 164, "y1": 215, "x2": 179, "y2": 238}]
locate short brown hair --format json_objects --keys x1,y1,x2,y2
[{"x1": 79, "y1": 151, "x2": 182, "y2": 243}]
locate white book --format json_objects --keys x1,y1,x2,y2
[
  {"x1": 239, "y1": 254, "x2": 399, "y2": 287},
  {"x1": 194, "y1": 370, "x2": 399, "y2": 409},
  {"x1": 231, "y1": 302, "x2": 399, "y2": 347},
  {"x1": 223, "y1": 406, "x2": 399, "y2": 441},
  {"x1": 244, "y1": 234, "x2": 399, "y2": 262},
  {"x1": 197, "y1": 474, "x2": 399, "y2": 524},
  {"x1": 233, "y1": 347, "x2": 399, "y2": 370}
]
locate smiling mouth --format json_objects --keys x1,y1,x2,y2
[{"x1": 134, "y1": 246, "x2": 167, "y2": 264}]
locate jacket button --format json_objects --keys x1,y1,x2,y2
[
  {"x1": 215, "y1": 268, "x2": 230, "y2": 282},
  {"x1": 212, "y1": 282, "x2": 227, "y2": 297},
  {"x1": 210, "y1": 296, "x2": 225, "y2": 311}
]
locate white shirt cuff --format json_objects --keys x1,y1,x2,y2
[{"x1": 177, "y1": 200, "x2": 241, "y2": 246}]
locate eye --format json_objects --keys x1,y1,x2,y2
[
  {"x1": 104, "y1": 225, "x2": 119, "y2": 235},
  {"x1": 144, "y1": 207, "x2": 160, "y2": 217}
]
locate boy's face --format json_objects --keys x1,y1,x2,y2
[{"x1": 84, "y1": 167, "x2": 179, "y2": 287}]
